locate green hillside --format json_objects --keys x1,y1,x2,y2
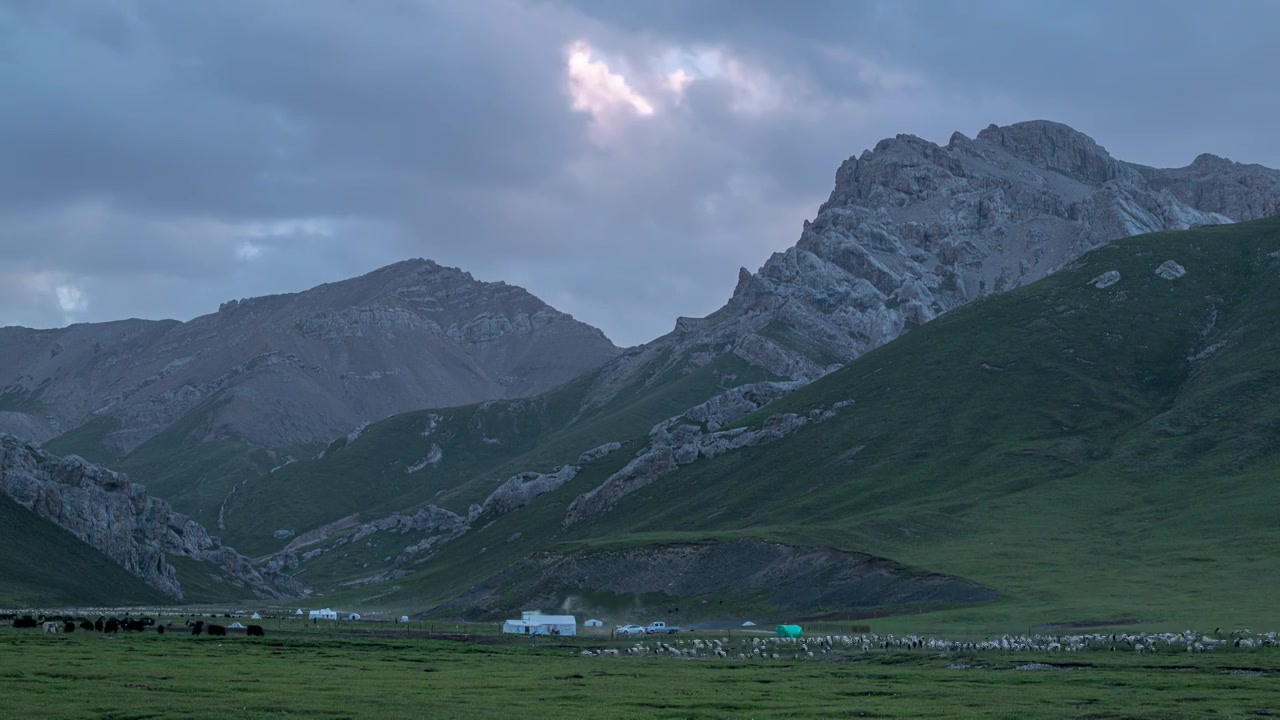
[
  {"x1": 331, "y1": 217, "x2": 1280, "y2": 631},
  {"x1": 219, "y1": 353, "x2": 777, "y2": 556},
  {"x1": 43, "y1": 398, "x2": 278, "y2": 527},
  {"x1": 0, "y1": 495, "x2": 167, "y2": 608}
]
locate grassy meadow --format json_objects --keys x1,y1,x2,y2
[{"x1": 3, "y1": 621, "x2": 1279, "y2": 719}]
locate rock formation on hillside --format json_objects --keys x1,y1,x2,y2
[
  {"x1": 0, "y1": 260, "x2": 620, "y2": 453},
  {"x1": 0, "y1": 433, "x2": 302, "y2": 599},
  {"x1": 584, "y1": 121, "x2": 1280, "y2": 405}
]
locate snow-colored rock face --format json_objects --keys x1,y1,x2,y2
[
  {"x1": 584, "y1": 120, "x2": 1280, "y2": 408},
  {"x1": 0, "y1": 433, "x2": 302, "y2": 599},
  {"x1": 1090, "y1": 271, "x2": 1122, "y2": 289}
]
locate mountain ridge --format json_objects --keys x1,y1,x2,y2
[{"x1": 0, "y1": 258, "x2": 620, "y2": 456}]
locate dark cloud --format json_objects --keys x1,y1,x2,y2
[{"x1": 2, "y1": 0, "x2": 1278, "y2": 343}]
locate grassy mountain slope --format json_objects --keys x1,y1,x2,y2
[
  {"x1": 0, "y1": 495, "x2": 167, "y2": 608},
  {"x1": 220, "y1": 354, "x2": 778, "y2": 556},
  {"x1": 44, "y1": 397, "x2": 278, "y2": 527},
  {"x1": 333, "y1": 217, "x2": 1280, "y2": 631}
]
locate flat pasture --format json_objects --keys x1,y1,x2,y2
[{"x1": 2, "y1": 624, "x2": 1278, "y2": 719}]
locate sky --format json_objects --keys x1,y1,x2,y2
[{"x1": 3, "y1": 0, "x2": 1278, "y2": 347}]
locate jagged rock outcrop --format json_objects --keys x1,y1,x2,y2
[
  {"x1": 481, "y1": 465, "x2": 580, "y2": 515},
  {"x1": 0, "y1": 433, "x2": 301, "y2": 599},
  {"x1": 263, "y1": 504, "x2": 470, "y2": 573},
  {"x1": 0, "y1": 259, "x2": 620, "y2": 453},
  {"x1": 580, "y1": 121, "x2": 1280, "y2": 407},
  {"x1": 577, "y1": 442, "x2": 623, "y2": 464},
  {"x1": 565, "y1": 382, "x2": 849, "y2": 524}
]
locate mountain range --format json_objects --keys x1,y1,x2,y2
[{"x1": 2, "y1": 120, "x2": 1278, "y2": 627}]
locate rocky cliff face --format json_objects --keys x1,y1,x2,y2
[
  {"x1": 0, "y1": 260, "x2": 620, "y2": 453},
  {"x1": 583, "y1": 121, "x2": 1280, "y2": 404},
  {"x1": 0, "y1": 433, "x2": 302, "y2": 599}
]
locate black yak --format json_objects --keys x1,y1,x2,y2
[
  {"x1": 64, "y1": 621, "x2": 75, "y2": 633},
  {"x1": 191, "y1": 621, "x2": 205, "y2": 636},
  {"x1": 80, "y1": 620, "x2": 94, "y2": 631},
  {"x1": 207, "y1": 624, "x2": 227, "y2": 637},
  {"x1": 104, "y1": 619, "x2": 120, "y2": 633},
  {"x1": 13, "y1": 616, "x2": 37, "y2": 629},
  {"x1": 157, "y1": 625, "x2": 165, "y2": 635},
  {"x1": 94, "y1": 618, "x2": 105, "y2": 632},
  {"x1": 246, "y1": 625, "x2": 265, "y2": 637}
]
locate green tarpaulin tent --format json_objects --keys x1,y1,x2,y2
[{"x1": 775, "y1": 624, "x2": 803, "y2": 638}]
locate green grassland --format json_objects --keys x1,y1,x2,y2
[
  {"x1": 2, "y1": 625, "x2": 1279, "y2": 719},
  {"x1": 326, "y1": 217, "x2": 1280, "y2": 632}
]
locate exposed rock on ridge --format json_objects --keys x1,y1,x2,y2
[
  {"x1": 565, "y1": 382, "x2": 850, "y2": 524},
  {"x1": 582, "y1": 121, "x2": 1280, "y2": 405},
  {"x1": 0, "y1": 433, "x2": 302, "y2": 599}
]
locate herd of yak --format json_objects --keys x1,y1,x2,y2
[{"x1": 5, "y1": 613, "x2": 265, "y2": 637}]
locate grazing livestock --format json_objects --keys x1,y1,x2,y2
[
  {"x1": 13, "y1": 616, "x2": 38, "y2": 629},
  {"x1": 94, "y1": 618, "x2": 104, "y2": 632},
  {"x1": 64, "y1": 621, "x2": 75, "y2": 633},
  {"x1": 79, "y1": 620, "x2": 94, "y2": 631},
  {"x1": 191, "y1": 621, "x2": 204, "y2": 636},
  {"x1": 104, "y1": 619, "x2": 120, "y2": 634},
  {"x1": 247, "y1": 625, "x2": 265, "y2": 637},
  {"x1": 124, "y1": 619, "x2": 148, "y2": 633},
  {"x1": 207, "y1": 624, "x2": 227, "y2": 637},
  {"x1": 157, "y1": 625, "x2": 165, "y2": 635},
  {"x1": 42, "y1": 621, "x2": 60, "y2": 634}
]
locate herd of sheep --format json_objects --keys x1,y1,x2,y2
[{"x1": 579, "y1": 630, "x2": 1280, "y2": 660}]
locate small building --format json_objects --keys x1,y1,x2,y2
[
  {"x1": 347, "y1": 613, "x2": 362, "y2": 621},
  {"x1": 584, "y1": 619, "x2": 603, "y2": 627},
  {"x1": 308, "y1": 608, "x2": 338, "y2": 621},
  {"x1": 502, "y1": 611, "x2": 577, "y2": 636},
  {"x1": 398, "y1": 616, "x2": 410, "y2": 624}
]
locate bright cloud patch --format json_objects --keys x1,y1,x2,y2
[
  {"x1": 55, "y1": 284, "x2": 87, "y2": 314},
  {"x1": 235, "y1": 241, "x2": 263, "y2": 261},
  {"x1": 566, "y1": 42, "x2": 654, "y2": 118}
]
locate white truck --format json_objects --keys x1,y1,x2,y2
[{"x1": 645, "y1": 621, "x2": 681, "y2": 635}]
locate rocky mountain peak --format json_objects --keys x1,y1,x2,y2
[
  {"x1": 585, "y1": 120, "x2": 1280, "y2": 408},
  {"x1": 1, "y1": 259, "x2": 620, "y2": 455},
  {"x1": 975, "y1": 120, "x2": 1130, "y2": 185}
]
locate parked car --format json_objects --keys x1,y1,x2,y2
[
  {"x1": 645, "y1": 621, "x2": 681, "y2": 634},
  {"x1": 615, "y1": 624, "x2": 646, "y2": 636}
]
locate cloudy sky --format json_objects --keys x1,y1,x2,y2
[{"x1": 3, "y1": 0, "x2": 1278, "y2": 346}]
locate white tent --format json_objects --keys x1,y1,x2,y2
[
  {"x1": 294, "y1": 609, "x2": 304, "y2": 615},
  {"x1": 584, "y1": 619, "x2": 603, "y2": 627},
  {"x1": 398, "y1": 616, "x2": 410, "y2": 623},
  {"x1": 250, "y1": 613, "x2": 262, "y2": 620},
  {"x1": 502, "y1": 612, "x2": 577, "y2": 636},
  {"x1": 229, "y1": 622, "x2": 246, "y2": 629},
  {"x1": 741, "y1": 621, "x2": 756, "y2": 627},
  {"x1": 308, "y1": 608, "x2": 338, "y2": 621},
  {"x1": 347, "y1": 613, "x2": 362, "y2": 621}
]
